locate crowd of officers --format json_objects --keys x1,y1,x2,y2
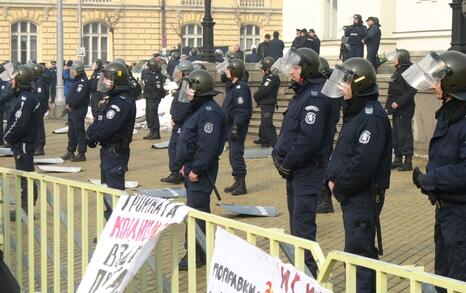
[{"x1": 1, "y1": 40, "x2": 466, "y2": 292}]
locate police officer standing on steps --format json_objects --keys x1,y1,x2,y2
[
  {"x1": 61, "y1": 61, "x2": 89, "y2": 162},
  {"x1": 175, "y1": 69, "x2": 226, "y2": 270},
  {"x1": 253, "y1": 57, "x2": 279, "y2": 148},
  {"x1": 271, "y1": 48, "x2": 339, "y2": 278},
  {"x1": 3, "y1": 65, "x2": 41, "y2": 214},
  {"x1": 30, "y1": 63, "x2": 49, "y2": 156},
  {"x1": 0, "y1": 62, "x2": 18, "y2": 148},
  {"x1": 160, "y1": 60, "x2": 194, "y2": 184},
  {"x1": 86, "y1": 61, "x2": 136, "y2": 220},
  {"x1": 89, "y1": 58, "x2": 104, "y2": 118},
  {"x1": 385, "y1": 49, "x2": 417, "y2": 172},
  {"x1": 222, "y1": 58, "x2": 252, "y2": 196},
  {"x1": 344, "y1": 14, "x2": 367, "y2": 58},
  {"x1": 142, "y1": 58, "x2": 165, "y2": 140},
  {"x1": 407, "y1": 51, "x2": 466, "y2": 291},
  {"x1": 325, "y1": 58, "x2": 392, "y2": 293}
]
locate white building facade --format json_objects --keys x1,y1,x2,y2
[{"x1": 282, "y1": 0, "x2": 453, "y2": 59}]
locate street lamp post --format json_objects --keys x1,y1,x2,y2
[
  {"x1": 450, "y1": 0, "x2": 466, "y2": 53},
  {"x1": 55, "y1": 0, "x2": 65, "y2": 118},
  {"x1": 201, "y1": 0, "x2": 216, "y2": 63}
]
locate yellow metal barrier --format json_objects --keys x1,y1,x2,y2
[{"x1": 1, "y1": 167, "x2": 466, "y2": 292}]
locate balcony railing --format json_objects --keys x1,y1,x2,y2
[
  {"x1": 240, "y1": 0, "x2": 264, "y2": 8},
  {"x1": 180, "y1": 0, "x2": 204, "y2": 6}
]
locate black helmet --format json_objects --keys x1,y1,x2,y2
[
  {"x1": 439, "y1": 51, "x2": 466, "y2": 101},
  {"x1": 396, "y1": 49, "x2": 411, "y2": 64},
  {"x1": 319, "y1": 57, "x2": 331, "y2": 77},
  {"x1": 191, "y1": 48, "x2": 199, "y2": 56},
  {"x1": 30, "y1": 63, "x2": 45, "y2": 78},
  {"x1": 296, "y1": 47, "x2": 320, "y2": 79},
  {"x1": 14, "y1": 65, "x2": 34, "y2": 90},
  {"x1": 341, "y1": 57, "x2": 377, "y2": 95},
  {"x1": 172, "y1": 51, "x2": 181, "y2": 60},
  {"x1": 192, "y1": 63, "x2": 207, "y2": 70},
  {"x1": 93, "y1": 58, "x2": 103, "y2": 68},
  {"x1": 177, "y1": 60, "x2": 194, "y2": 74},
  {"x1": 147, "y1": 58, "x2": 160, "y2": 71},
  {"x1": 225, "y1": 51, "x2": 240, "y2": 60},
  {"x1": 70, "y1": 60, "x2": 85, "y2": 73},
  {"x1": 260, "y1": 57, "x2": 275, "y2": 71},
  {"x1": 185, "y1": 69, "x2": 221, "y2": 97},
  {"x1": 103, "y1": 62, "x2": 129, "y2": 86},
  {"x1": 228, "y1": 58, "x2": 245, "y2": 79}
]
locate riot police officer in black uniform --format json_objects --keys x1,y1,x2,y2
[
  {"x1": 408, "y1": 51, "x2": 466, "y2": 291},
  {"x1": 3, "y1": 65, "x2": 42, "y2": 213},
  {"x1": 89, "y1": 58, "x2": 104, "y2": 118},
  {"x1": 86, "y1": 61, "x2": 136, "y2": 220},
  {"x1": 219, "y1": 52, "x2": 249, "y2": 89},
  {"x1": 344, "y1": 14, "x2": 367, "y2": 58},
  {"x1": 175, "y1": 69, "x2": 226, "y2": 269},
  {"x1": 30, "y1": 63, "x2": 49, "y2": 156},
  {"x1": 272, "y1": 48, "x2": 340, "y2": 277},
  {"x1": 161, "y1": 60, "x2": 194, "y2": 184},
  {"x1": 326, "y1": 58, "x2": 392, "y2": 293},
  {"x1": 142, "y1": 58, "x2": 165, "y2": 140},
  {"x1": 253, "y1": 57, "x2": 280, "y2": 148},
  {"x1": 167, "y1": 51, "x2": 181, "y2": 79},
  {"x1": 61, "y1": 61, "x2": 90, "y2": 162},
  {"x1": 385, "y1": 49, "x2": 417, "y2": 171},
  {"x1": 0, "y1": 62, "x2": 19, "y2": 148},
  {"x1": 222, "y1": 58, "x2": 252, "y2": 196}
]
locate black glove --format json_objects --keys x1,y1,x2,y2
[
  {"x1": 230, "y1": 125, "x2": 241, "y2": 142},
  {"x1": 272, "y1": 152, "x2": 291, "y2": 179},
  {"x1": 86, "y1": 136, "x2": 97, "y2": 149},
  {"x1": 412, "y1": 167, "x2": 426, "y2": 189}
]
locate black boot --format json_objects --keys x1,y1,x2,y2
[
  {"x1": 61, "y1": 152, "x2": 75, "y2": 161},
  {"x1": 178, "y1": 253, "x2": 206, "y2": 271},
  {"x1": 398, "y1": 155, "x2": 413, "y2": 172},
  {"x1": 34, "y1": 145, "x2": 45, "y2": 156},
  {"x1": 253, "y1": 138, "x2": 265, "y2": 145},
  {"x1": 152, "y1": 129, "x2": 161, "y2": 140},
  {"x1": 71, "y1": 153, "x2": 86, "y2": 162},
  {"x1": 317, "y1": 189, "x2": 334, "y2": 214},
  {"x1": 143, "y1": 129, "x2": 154, "y2": 140},
  {"x1": 231, "y1": 175, "x2": 247, "y2": 196},
  {"x1": 391, "y1": 155, "x2": 403, "y2": 170},
  {"x1": 161, "y1": 172, "x2": 183, "y2": 184},
  {"x1": 224, "y1": 177, "x2": 238, "y2": 193}
]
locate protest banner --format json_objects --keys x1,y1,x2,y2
[
  {"x1": 208, "y1": 227, "x2": 332, "y2": 293},
  {"x1": 77, "y1": 194, "x2": 190, "y2": 293}
]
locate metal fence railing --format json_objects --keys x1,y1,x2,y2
[{"x1": 1, "y1": 167, "x2": 466, "y2": 292}]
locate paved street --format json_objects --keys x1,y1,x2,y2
[{"x1": 1, "y1": 118, "x2": 436, "y2": 292}]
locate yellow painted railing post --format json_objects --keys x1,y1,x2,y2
[
  {"x1": 171, "y1": 226, "x2": 180, "y2": 293},
  {"x1": 410, "y1": 279, "x2": 423, "y2": 293},
  {"x1": 205, "y1": 221, "x2": 215, "y2": 283},
  {"x1": 81, "y1": 188, "x2": 89, "y2": 275},
  {"x1": 40, "y1": 179, "x2": 48, "y2": 293},
  {"x1": 346, "y1": 262, "x2": 357, "y2": 293},
  {"x1": 156, "y1": 240, "x2": 163, "y2": 292},
  {"x1": 96, "y1": 192, "x2": 104, "y2": 240},
  {"x1": 15, "y1": 176, "x2": 22, "y2": 287},
  {"x1": 294, "y1": 246, "x2": 305, "y2": 272},
  {"x1": 67, "y1": 185, "x2": 74, "y2": 292},
  {"x1": 1, "y1": 173, "x2": 11, "y2": 265},
  {"x1": 269, "y1": 238, "x2": 279, "y2": 257},
  {"x1": 376, "y1": 271, "x2": 388, "y2": 293},
  {"x1": 187, "y1": 215, "x2": 197, "y2": 292},
  {"x1": 27, "y1": 177, "x2": 34, "y2": 293},
  {"x1": 53, "y1": 182, "x2": 60, "y2": 293}
]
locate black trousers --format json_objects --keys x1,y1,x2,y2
[
  {"x1": 67, "y1": 110, "x2": 87, "y2": 154},
  {"x1": 14, "y1": 150, "x2": 37, "y2": 209},
  {"x1": 227, "y1": 124, "x2": 248, "y2": 176},
  {"x1": 366, "y1": 45, "x2": 379, "y2": 70},
  {"x1": 0, "y1": 109, "x2": 3, "y2": 145},
  {"x1": 350, "y1": 45, "x2": 364, "y2": 58},
  {"x1": 146, "y1": 98, "x2": 161, "y2": 130},
  {"x1": 392, "y1": 115, "x2": 414, "y2": 157},
  {"x1": 168, "y1": 127, "x2": 181, "y2": 172},
  {"x1": 259, "y1": 104, "x2": 277, "y2": 146},
  {"x1": 35, "y1": 113, "x2": 46, "y2": 148}
]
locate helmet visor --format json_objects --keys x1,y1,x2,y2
[
  {"x1": 270, "y1": 50, "x2": 301, "y2": 77},
  {"x1": 97, "y1": 72, "x2": 114, "y2": 93},
  {"x1": 385, "y1": 50, "x2": 401, "y2": 62},
  {"x1": 178, "y1": 79, "x2": 195, "y2": 103},
  {"x1": 216, "y1": 60, "x2": 229, "y2": 74},
  {"x1": 402, "y1": 52, "x2": 449, "y2": 91},
  {"x1": 0, "y1": 62, "x2": 17, "y2": 81},
  {"x1": 321, "y1": 65, "x2": 353, "y2": 98}
]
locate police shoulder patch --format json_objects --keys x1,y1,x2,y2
[
  {"x1": 359, "y1": 130, "x2": 371, "y2": 144},
  {"x1": 365, "y1": 107, "x2": 374, "y2": 115},
  {"x1": 311, "y1": 90, "x2": 319, "y2": 96},
  {"x1": 264, "y1": 81, "x2": 270, "y2": 87},
  {"x1": 77, "y1": 86, "x2": 83, "y2": 93},
  {"x1": 38, "y1": 87, "x2": 42, "y2": 93},
  {"x1": 111, "y1": 104, "x2": 121, "y2": 112},
  {"x1": 305, "y1": 112, "x2": 317, "y2": 125},
  {"x1": 119, "y1": 95, "x2": 126, "y2": 100},
  {"x1": 204, "y1": 122, "x2": 214, "y2": 134},
  {"x1": 106, "y1": 109, "x2": 116, "y2": 120},
  {"x1": 305, "y1": 105, "x2": 319, "y2": 112},
  {"x1": 15, "y1": 110, "x2": 22, "y2": 118},
  {"x1": 1, "y1": 85, "x2": 4, "y2": 90},
  {"x1": 21, "y1": 96, "x2": 27, "y2": 101},
  {"x1": 237, "y1": 97, "x2": 244, "y2": 104},
  {"x1": 236, "y1": 85, "x2": 241, "y2": 89},
  {"x1": 205, "y1": 106, "x2": 212, "y2": 111}
]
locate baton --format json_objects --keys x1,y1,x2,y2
[
  {"x1": 372, "y1": 180, "x2": 384, "y2": 256},
  {"x1": 206, "y1": 172, "x2": 222, "y2": 202}
]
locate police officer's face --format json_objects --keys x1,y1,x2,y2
[
  {"x1": 70, "y1": 69, "x2": 78, "y2": 79},
  {"x1": 289, "y1": 65, "x2": 301, "y2": 82},
  {"x1": 341, "y1": 83, "x2": 353, "y2": 100},
  {"x1": 226, "y1": 68, "x2": 233, "y2": 79},
  {"x1": 432, "y1": 81, "x2": 443, "y2": 98}
]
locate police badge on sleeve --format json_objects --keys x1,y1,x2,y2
[
  {"x1": 359, "y1": 130, "x2": 371, "y2": 144},
  {"x1": 106, "y1": 109, "x2": 116, "y2": 120},
  {"x1": 305, "y1": 112, "x2": 316, "y2": 125},
  {"x1": 204, "y1": 122, "x2": 214, "y2": 134}
]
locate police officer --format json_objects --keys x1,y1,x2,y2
[
  {"x1": 61, "y1": 61, "x2": 90, "y2": 162},
  {"x1": 175, "y1": 69, "x2": 226, "y2": 269},
  {"x1": 0, "y1": 62, "x2": 18, "y2": 147},
  {"x1": 160, "y1": 60, "x2": 194, "y2": 184},
  {"x1": 167, "y1": 51, "x2": 181, "y2": 78},
  {"x1": 219, "y1": 52, "x2": 250, "y2": 87},
  {"x1": 187, "y1": 48, "x2": 201, "y2": 62},
  {"x1": 408, "y1": 51, "x2": 466, "y2": 291},
  {"x1": 272, "y1": 48, "x2": 339, "y2": 277},
  {"x1": 253, "y1": 57, "x2": 280, "y2": 148},
  {"x1": 142, "y1": 58, "x2": 165, "y2": 140},
  {"x1": 86, "y1": 61, "x2": 136, "y2": 220},
  {"x1": 89, "y1": 58, "x2": 104, "y2": 118},
  {"x1": 344, "y1": 14, "x2": 367, "y2": 58},
  {"x1": 363, "y1": 17, "x2": 382, "y2": 70},
  {"x1": 3, "y1": 65, "x2": 42, "y2": 213},
  {"x1": 222, "y1": 58, "x2": 252, "y2": 196},
  {"x1": 30, "y1": 63, "x2": 49, "y2": 156},
  {"x1": 127, "y1": 65, "x2": 142, "y2": 100},
  {"x1": 326, "y1": 58, "x2": 392, "y2": 293},
  {"x1": 385, "y1": 49, "x2": 417, "y2": 171}
]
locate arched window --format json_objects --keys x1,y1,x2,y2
[
  {"x1": 83, "y1": 22, "x2": 108, "y2": 66},
  {"x1": 240, "y1": 25, "x2": 260, "y2": 52},
  {"x1": 11, "y1": 21, "x2": 38, "y2": 64},
  {"x1": 182, "y1": 24, "x2": 203, "y2": 48}
]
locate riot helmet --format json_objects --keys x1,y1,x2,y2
[
  {"x1": 14, "y1": 65, "x2": 34, "y2": 90},
  {"x1": 97, "y1": 61, "x2": 129, "y2": 93}
]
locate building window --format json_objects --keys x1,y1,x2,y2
[
  {"x1": 11, "y1": 21, "x2": 38, "y2": 64},
  {"x1": 323, "y1": 0, "x2": 338, "y2": 40},
  {"x1": 240, "y1": 25, "x2": 260, "y2": 52},
  {"x1": 83, "y1": 22, "x2": 108, "y2": 66},
  {"x1": 182, "y1": 24, "x2": 203, "y2": 48}
]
